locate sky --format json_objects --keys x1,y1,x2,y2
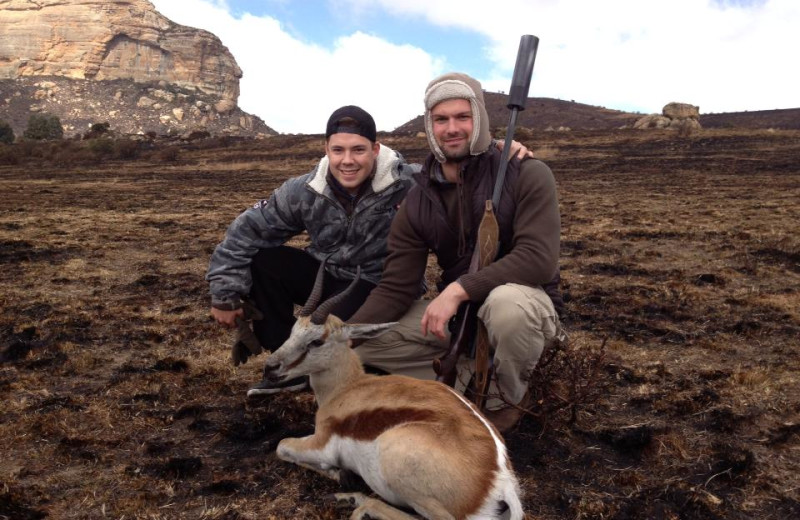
[{"x1": 149, "y1": 0, "x2": 799, "y2": 134}]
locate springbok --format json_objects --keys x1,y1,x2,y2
[{"x1": 253, "y1": 259, "x2": 524, "y2": 520}]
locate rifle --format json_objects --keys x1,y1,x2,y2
[{"x1": 432, "y1": 35, "x2": 540, "y2": 408}]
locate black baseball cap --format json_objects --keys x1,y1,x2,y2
[{"x1": 325, "y1": 105, "x2": 377, "y2": 142}]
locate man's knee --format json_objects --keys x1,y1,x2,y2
[
  {"x1": 358, "y1": 329, "x2": 406, "y2": 350},
  {"x1": 481, "y1": 284, "x2": 555, "y2": 331},
  {"x1": 479, "y1": 284, "x2": 560, "y2": 362}
]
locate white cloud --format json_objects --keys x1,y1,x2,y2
[
  {"x1": 342, "y1": 0, "x2": 800, "y2": 114},
  {"x1": 150, "y1": 0, "x2": 443, "y2": 133}
]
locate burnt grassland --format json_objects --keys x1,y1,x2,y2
[{"x1": 0, "y1": 129, "x2": 798, "y2": 519}]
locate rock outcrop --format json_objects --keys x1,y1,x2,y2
[
  {"x1": 0, "y1": 0, "x2": 274, "y2": 136},
  {"x1": 0, "y1": 0, "x2": 240, "y2": 101},
  {"x1": 0, "y1": 76, "x2": 275, "y2": 137},
  {"x1": 634, "y1": 102, "x2": 702, "y2": 131}
]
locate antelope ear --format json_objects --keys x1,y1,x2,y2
[{"x1": 345, "y1": 322, "x2": 398, "y2": 340}]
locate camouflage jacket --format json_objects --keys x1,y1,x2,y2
[{"x1": 206, "y1": 144, "x2": 418, "y2": 308}]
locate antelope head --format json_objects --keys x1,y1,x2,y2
[{"x1": 260, "y1": 259, "x2": 394, "y2": 385}]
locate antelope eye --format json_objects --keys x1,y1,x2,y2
[{"x1": 309, "y1": 339, "x2": 325, "y2": 348}]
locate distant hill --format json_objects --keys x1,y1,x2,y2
[
  {"x1": 700, "y1": 108, "x2": 800, "y2": 130},
  {"x1": 393, "y1": 91, "x2": 800, "y2": 133}
]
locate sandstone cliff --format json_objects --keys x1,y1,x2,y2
[
  {"x1": 0, "y1": 0, "x2": 274, "y2": 136},
  {"x1": 0, "y1": 0, "x2": 241, "y2": 101}
]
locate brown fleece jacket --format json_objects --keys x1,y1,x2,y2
[{"x1": 349, "y1": 156, "x2": 560, "y2": 325}]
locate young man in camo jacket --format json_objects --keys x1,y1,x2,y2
[{"x1": 206, "y1": 105, "x2": 416, "y2": 392}]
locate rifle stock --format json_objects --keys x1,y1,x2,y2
[{"x1": 433, "y1": 300, "x2": 477, "y2": 386}]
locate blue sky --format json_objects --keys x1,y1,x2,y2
[
  {"x1": 150, "y1": 0, "x2": 799, "y2": 134},
  {"x1": 228, "y1": 0, "x2": 492, "y2": 75}
]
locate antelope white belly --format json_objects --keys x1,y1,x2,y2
[{"x1": 326, "y1": 435, "x2": 408, "y2": 507}]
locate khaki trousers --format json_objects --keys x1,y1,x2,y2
[{"x1": 354, "y1": 283, "x2": 563, "y2": 410}]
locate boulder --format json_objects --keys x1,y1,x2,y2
[
  {"x1": 634, "y1": 115, "x2": 671, "y2": 129},
  {"x1": 137, "y1": 96, "x2": 156, "y2": 108},
  {"x1": 663, "y1": 102, "x2": 699, "y2": 119},
  {"x1": 672, "y1": 118, "x2": 702, "y2": 132},
  {"x1": 151, "y1": 89, "x2": 176, "y2": 103},
  {"x1": 215, "y1": 99, "x2": 236, "y2": 114},
  {"x1": 635, "y1": 102, "x2": 702, "y2": 131}
]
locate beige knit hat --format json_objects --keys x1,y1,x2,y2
[{"x1": 424, "y1": 72, "x2": 492, "y2": 163}]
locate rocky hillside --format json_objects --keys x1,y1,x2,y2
[
  {"x1": 0, "y1": 76, "x2": 274, "y2": 137},
  {"x1": 394, "y1": 93, "x2": 641, "y2": 133},
  {"x1": 0, "y1": 0, "x2": 274, "y2": 137},
  {"x1": 395, "y1": 91, "x2": 800, "y2": 133},
  {"x1": 700, "y1": 108, "x2": 800, "y2": 130}
]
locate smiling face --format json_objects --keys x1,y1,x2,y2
[
  {"x1": 430, "y1": 98, "x2": 474, "y2": 162},
  {"x1": 325, "y1": 133, "x2": 380, "y2": 194}
]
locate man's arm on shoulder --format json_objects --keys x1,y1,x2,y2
[
  {"x1": 348, "y1": 200, "x2": 428, "y2": 324},
  {"x1": 458, "y1": 159, "x2": 560, "y2": 301}
]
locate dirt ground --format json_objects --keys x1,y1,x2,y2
[{"x1": 1, "y1": 128, "x2": 798, "y2": 519}]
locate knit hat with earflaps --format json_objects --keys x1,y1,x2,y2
[{"x1": 423, "y1": 72, "x2": 492, "y2": 164}]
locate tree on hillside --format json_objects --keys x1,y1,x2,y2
[
  {"x1": 84, "y1": 122, "x2": 111, "y2": 140},
  {"x1": 23, "y1": 113, "x2": 64, "y2": 140},
  {"x1": 0, "y1": 120, "x2": 14, "y2": 145}
]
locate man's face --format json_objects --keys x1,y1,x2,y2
[
  {"x1": 325, "y1": 133, "x2": 380, "y2": 194},
  {"x1": 431, "y1": 98, "x2": 474, "y2": 161}
]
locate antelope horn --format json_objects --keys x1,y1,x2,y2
[
  {"x1": 310, "y1": 266, "x2": 362, "y2": 325},
  {"x1": 298, "y1": 256, "x2": 329, "y2": 317}
]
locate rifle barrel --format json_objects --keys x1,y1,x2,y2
[
  {"x1": 508, "y1": 35, "x2": 539, "y2": 110},
  {"x1": 493, "y1": 35, "x2": 538, "y2": 210}
]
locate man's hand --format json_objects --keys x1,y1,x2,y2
[
  {"x1": 495, "y1": 139, "x2": 534, "y2": 160},
  {"x1": 421, "y1": 282, "x2": 469, "y2": 339},
  {"x1": 211, "y1": 307, "x2": 243, "y2": 329}
]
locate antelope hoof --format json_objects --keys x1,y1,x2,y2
[
  {"x1": 246, "y1": 388, "x2": 273, "y2": 397},
  {"x1": 331, "y1": 492, "x2": 367, "y2": 508},
  {"x1": 275, "y1": 439, "x2": 294, "y2": 461}
]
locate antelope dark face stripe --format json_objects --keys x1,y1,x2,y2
[{"x1": 285, "y1": 350, "x2": 308, "y2": 371}]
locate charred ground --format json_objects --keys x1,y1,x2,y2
[{"x1": 0, "y1": 128, "x2": 798, "y2": 519}]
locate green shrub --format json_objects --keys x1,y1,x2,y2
[
  {"x1": 23, "y1": 113, "x2": 64, "y2": 140},
  {"x1": 0, "y1": 144, "x2": 20, "y2": 165},
  {"x1": 0, "y1": 120, "x2": 14, "y2": 144},
  {"x1": 52, "y1": 146, "x2": 97, "y2": 167},
  {"x1": 83, "y1": 122, "x2": 111, "y2": 140},
  {"x1": 87, "y1": 138, "x2": 114, "y2": 156},
  {"x1": 113, "y1": 139, "x2": 139, "y2": 160},
  {"x1": 155, "y1": 146, "x2": 180, "y2": 162}
]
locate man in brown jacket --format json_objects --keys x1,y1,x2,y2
[{"x1": 349, "y1": 72, "x2": 565, "y2": 432}]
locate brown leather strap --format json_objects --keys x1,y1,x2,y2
[{"x1": 472, "y1": 200, "x2": 499, "y2": 409}]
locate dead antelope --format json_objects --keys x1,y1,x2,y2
[{"x1": 253, "y1": 259, "x2": 523, "y2": 520}]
